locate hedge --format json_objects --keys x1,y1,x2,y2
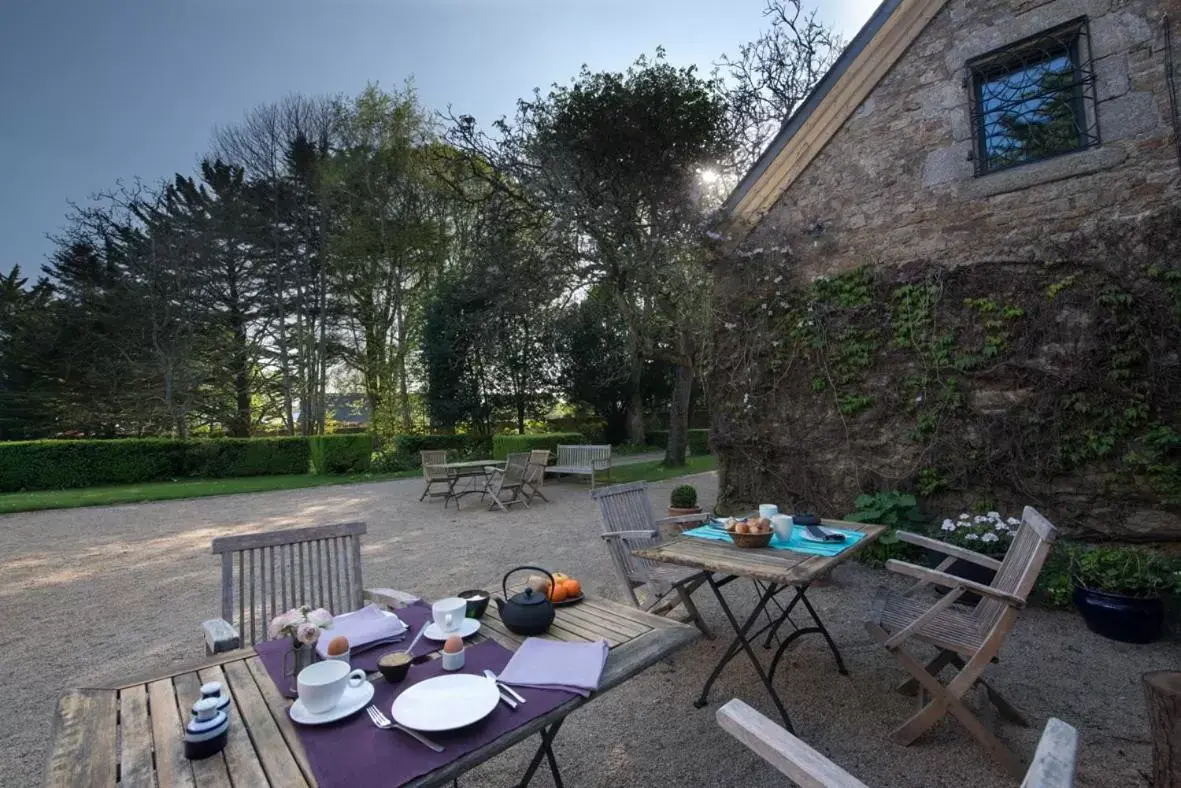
[
  {"x1": 687, "y1": 429, "x2": 711, "y2": 455},
  {"x1": 392, "y1": 434, "x2": 490, "y2": 461},
  {"x1": 492, "y1": 432, "x2": 585, "y2": 460},
  {"x1": 310, "y1": 434, "x2": 373, "y2": 475},
  {"x1": 0, "y1": 436, "x2": 312, "y2": 492}
]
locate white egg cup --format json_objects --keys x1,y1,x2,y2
[{"x1": 441, "y1": 645, "x2": 465, "y2": 671}]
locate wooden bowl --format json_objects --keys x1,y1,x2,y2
[{"x1": 729, "y1": 529, "x2": 773, "y2": 549}]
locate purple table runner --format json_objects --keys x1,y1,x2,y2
[
  {"x1": 273, "y1": 639, "x2": 579, "y2": 788},
  {"x1": 256, "y1": 602, "x2": 438, "y2": 698}
]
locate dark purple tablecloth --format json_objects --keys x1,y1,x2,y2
[
  {"x1": 256, "y1": 602, "x2": 438, "y2": 698},
  {"x1": 276, "y1": 639, "x2": 579, "y2": 788}
]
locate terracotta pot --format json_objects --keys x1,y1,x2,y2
[
  {"x1": 662, "y1": 506, "x2": 703, "y2": 538},
  {"x1": 667, "y1": 506, "x2": 702, "y2": 518}
]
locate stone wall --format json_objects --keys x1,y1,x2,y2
[{"x1": 742, "y1": 0, "x2": 1181, "y2": 278}]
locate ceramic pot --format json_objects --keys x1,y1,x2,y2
[{"x1": 1074, "y1": 585, "x2": 1164, "y2": 644}]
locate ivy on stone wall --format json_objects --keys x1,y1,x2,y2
[{"x1": 710, "y1": 209, "x2": 1181, "y2": 539}]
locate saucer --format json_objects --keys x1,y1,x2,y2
[
  {"x1": 289, "y1": 680, "x2": 375, "y2": 725},
  {"x1": 422, "y1": 618, "x2": 481, "y2": 641}
]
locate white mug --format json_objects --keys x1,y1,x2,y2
[
  {"x1": 297, "y1": 660, "x2": 367, "y2": 714},
  {"x1": 432, "y1": 597, "x2": 467, "y2": 633},
  {"x1": 758, "y1": 504, "x2": 779, "y2": 520},
  {"x1": 770, "y1": 514, "x2": 793, "y2": 541}
]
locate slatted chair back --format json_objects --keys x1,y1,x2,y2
[
  {"x1": 556, "y1": 444, "x2": 611, "y2": 469},
  {"x1": 502, "y1": 452, "x2": 530, "y2": 484},
  {"x1": 525, "y1": 449, "x2": 550, "y2": 485},
  {"x1": 592, "y1": 482, "x2": 661, "y2": 585},
  {"x1": 421, "y1": 450, "x2": 449, "y2": 481},
  {"x1": 973, "y1": 506, "x2": 1057, "y2": 630},
  {"x1": 211, "y1": 521, "x2": 367, "y2": 647}
]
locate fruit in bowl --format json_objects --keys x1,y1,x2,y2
[
  {"x1": 724, "y1": 517, "x2": 773, "y2": 548},
  {"x1": 526, "y1": 572, "x2": 583, "y2": 603}
]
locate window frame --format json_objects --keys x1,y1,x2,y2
[{"x1": 966, "y1": 17, "x2": 1100, "y2": 176}]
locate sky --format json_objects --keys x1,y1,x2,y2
[{"x1": 0, "y1": 0, "x2": 879, "y2": 277}]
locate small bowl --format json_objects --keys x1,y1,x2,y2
[
  {"x1": 458, "y1": 589, "x2": 490, "y2": 619},
  {"x1": 729, "y1": 529, "x2": 774, "y2": 549},
  {"x1": 376, "y1": 651, "x2": 412, "y2": 683}
]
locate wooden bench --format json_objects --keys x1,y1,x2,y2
[{"x1": 545, "y1": 444, "x2": 611, "y2": 489}]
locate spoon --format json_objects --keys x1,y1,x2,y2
[{"x1": 404, "y1": 621, "x2": 428, "y2": 656}]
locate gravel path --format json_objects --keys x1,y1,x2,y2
[{"x1": 2, "y1": 472, "x2": 1170, "y2": 787}]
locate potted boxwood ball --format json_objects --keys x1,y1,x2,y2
[
  {"x1": 926, "y1": 511, "x2": 1018, "y2": 605},
  {"x1": 668, "y1": 484, "x2": 701, "y2": 518},
  {"x1": 1072, "y1": 545, "x2": 1178, "y2": 644}
]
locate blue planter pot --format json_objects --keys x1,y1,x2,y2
[{"x1": 1073, "y1": 585, "x2": 1164, "y2": 644}]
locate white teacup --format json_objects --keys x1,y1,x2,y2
[
  {"x1": 296, "y1": 660, "x2": 367, "y2": 714},
  {"x1": 770, "y1": 514, "x2": 793, "y2": 541},
  {"x1": 432, "y1": 597, "x2": 468, "y2": 633},
  {"x1": 759, "y1": 504, "x2": 779, "y2": 520}
]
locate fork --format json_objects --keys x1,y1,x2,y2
[{"x1": 365, "y1": 705, "x2": 445, "y2": 752}]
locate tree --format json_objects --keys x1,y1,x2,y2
[{"x1": 0, "y1": 267, "x2": 58, "y2": 439}]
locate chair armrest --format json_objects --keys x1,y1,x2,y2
[
  {"x1": 895, "y1": 531, "x2": 1003, "y2": 570},
  {"x1": 202, "y1": 618, "x2": 241, "y2": 655},
  {"x1": 716, "y1": 699, "x2": 871, "y2": 788},
  {"x1": 885, "y1": 560, "x2": 1026, "y2": 608},
  {"x1": 601, "y1": 529, "x2": 659, "y2": 541},
  {"x1": 592, "y1": 458, "x2": 611, "y2": 470},
  {"x1": 656, "y1": 512, "x2": 711, "y2": 526},
  {"x1": 1022, "y1": 717, "x2": 1078, "y2": 788},
  {"x1": 364, "y1": 588, "x2": 421, "y2": 609}
]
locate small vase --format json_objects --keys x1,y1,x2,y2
[{"x1": 282, "y1": 642, "x2": 315, "y2": 692}]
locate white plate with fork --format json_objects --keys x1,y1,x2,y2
[
  {"x1": 289, "y1": 680, "x2": 374, "y2": 725},
  {"x1": 390, "y1": 673, "x2": 499, "y2": 731}
]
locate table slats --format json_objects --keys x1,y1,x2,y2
[
  {"x1": 222, "y1": 660, "x2": 310, "y2": 787},
  {"x1": 198, "y1": 666, "x2": 271, "y2": 787},
  {"x1": 173, "y1": 672, "x2": 232, "y2": 788},
  {"x1": 44, "y1": 689, "x2": 118, "y2": 787},
  {"x1": 147, "y1": 678, "x2": 196, "y2": 788},
  {"x1": 245, "y1": 656, "x2": 314, "y2": 782},
  {"x1": 118, "y1": 684, "x2": 156, "y2": 788}
]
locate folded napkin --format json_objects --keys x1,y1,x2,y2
[
  {"x1": 315, "y1": 604, "x2": 407, "y2": 659},
  {"x1": 496, "y1": 637, "x2": 609, "y2": 697}
]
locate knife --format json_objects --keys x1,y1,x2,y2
[{"x1": 484, "y1": 669, "x2": 527, "y2": 704}]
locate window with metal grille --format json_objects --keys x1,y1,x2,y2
[{"x1": 967, "y1": 18, "x2": 1099, "y2": 175}]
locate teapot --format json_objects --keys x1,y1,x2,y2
[{"x1": 495, "y1": 566, "x2": 556, "y2": 636}]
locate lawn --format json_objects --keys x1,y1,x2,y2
[{"x1": 0, "y1": 454, "x2": 717, "y2": 515}]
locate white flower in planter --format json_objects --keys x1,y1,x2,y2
[
  {"x1": 1007, "y1": 516, "x2": 1021, "y2": 526},
  {"x1": 964, "y1": 533, "x2": 980, "y2": 541},
  {"x1": 981, "y1": 532, "x2": 1000, "y2": 543},
  {"x1": 941, "y1": 519, "x2": 956, "y2": 532}
]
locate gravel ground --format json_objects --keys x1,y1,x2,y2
[{"x1": 2, "y1": 472, "x2": 1172, "y2": 787}]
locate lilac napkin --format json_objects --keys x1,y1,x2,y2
[
  {"x1": 495, "y1": 637, "x2": 609, "y2": 697},
  {"x1": 315, "y1": 604, "x2": 407, "y2": 659}
]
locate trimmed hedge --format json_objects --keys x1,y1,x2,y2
[
  {"x1": 687, "y1": 429, "x2": 711, "y2": 455},
  {"x1": 0, "y1": 436, "x2": 312, "y2": 492},
  {"x1": 310, "y1": 434, "x2": 373, "y2": 475},
  {"x1": 392, "y1": 434, "x2": 490, "y2": 461},
  {"x1": 492, "y1": 432, "x2": 585, "y2": 460}
]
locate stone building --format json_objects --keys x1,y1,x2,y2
[
  {"x1": 723, "y1": 0, "x2": 1181, "y2": 276},
  {"x1": 712, "y1": 0, "x2": 1181, "y2": 538}
]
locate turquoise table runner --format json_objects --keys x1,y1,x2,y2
[{"x1": 682, "y1": 523, "x2": 865, "y2": 558}]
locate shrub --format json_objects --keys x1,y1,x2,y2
[
  {"x1": 844, "y1": 491, "x2": 928, "y2": 566},
  {"x1": 646, "y1": 430, "x2": 669, "y2": 448},
  {"x1": 670, "y1": 484, "x2": 698, "y2": 508},
  {"x1": 186, "y1": 437, "x2": 310, "y2": 478},
  {"x1": 687, "y1": 429, "x2": 711, "y2": 455},
  {"x1": 1070, "y1": 544, "x2": 1181, "y2": 598},
  {"x1": 310, "y1": 434, "x2": 374, "y2": 475},
  {"x1": 492, "y1": 432, "x2": 585, "y2": 460},
  {"x1": 391, "y1": 434, "x2": 490, "y2": 463}
]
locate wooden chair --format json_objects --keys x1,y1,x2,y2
[
  {"x1": 717, "y1": 698, "x2": 1078, "y2": 788},
  {"x1": 200, "y1": 521, "x2": 417, "y2": 654},
  {"x1": 419, "y1": 450, "x2": 450, "y2": 501},
  {"x1": 592, "y1": 481, "x2": 712, "y2": 637},
  {"x1": 484, "y1": 452, "x2": 530, "y2": 512},
  {"x1": 523, "y1": 449, "x2": 551, "y2": 504},
  {"x1": 864, "y1": 505, "x2": 1058, "y2": 778}
]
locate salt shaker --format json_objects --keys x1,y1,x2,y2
[
  {"x1": 200, "y1": 681, "x2": 231, "y2": 713},
  {"x1": 184, "y1": 698, "x2": 229, "y2": 760}
]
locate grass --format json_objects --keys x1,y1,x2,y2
[
  {"x1": 0, "y1": 470, "x2": 419, "y2": 515},
  {"x1": 0, "y1": 453, "x2": 717, "y2": 515},
  {"x1": 607, "y1": 454, "x2": 717, "y2": 484}
]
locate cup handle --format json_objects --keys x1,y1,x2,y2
[
  {"x1": 445, "y1": 612, "x2": 453, "y2": 629},
  {"x1": 347, "y1": 669, "x2": 367, "y2": 688}
]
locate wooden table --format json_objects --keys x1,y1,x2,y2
[
  {"x1": 44, "y1": 591, "x2": 697, "y2": 788},
  {"x1": 633, "y1": 519, "x2": 885, "y2": 733},
  {"x1": 424, "y1": 459, "x2": 502, "y2": 509}
]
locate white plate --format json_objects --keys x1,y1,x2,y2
[
  {"x1": 422, "y1": 618, "x2": 481, "y2": 641},
  {"x1": 289, "y1": 680, "x2": 374, "y2": 725},
  {"x1": 390, "y1": 673, "x2": 500, "y2": 732}
]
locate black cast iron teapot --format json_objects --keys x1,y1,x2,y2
[{"x1": 495, "y1": 566, "x2": 556, "y2": 636}]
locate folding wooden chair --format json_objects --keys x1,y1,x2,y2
[
  {"x1": 419, "y1": 450, "x2": 449, "y2": 501},
  {"x1": 484, "y1": 452, "x2": 530, "y2": 512},
  {"x1": 592, "y1": 481, "x2": 713, "y2": 637},
  {"x1": 865, "y1": 505, "x2": 1058, "y2": 778},
  {"x1": 522, "y1": 449, "x2": 551, "y2": 504},
  {"x1": 717, "y1": 698, "x2": 1078, "y2": 787}
]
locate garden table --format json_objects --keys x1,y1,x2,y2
[
  {"x1": 424, "y1": 459, "x2": 502, "y2": 509},
  {"x1": 43, "y1": 589, "x2": 697, "y2": 788},
  {"x1": 632, "y1": 518, "x2": 885, "y2": 733}
]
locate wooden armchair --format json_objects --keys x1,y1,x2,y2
[
  {"x1": 484, "y1": 452, "x2": 530, "y2": 512},
  {"x1": 522, "y1": 449, "x2": 551, "y2": 504},
  {"x1": 592, "y1": 481, "x2": 712, "y2": 637},
  {"x1": 717, "y1": 698, "x2": 1077, "y2": 787},
  {"x1": 865, "y1": 505, "x2": 1058, "y2": 778},
  {"x1": 201, "y1": 521, "x2": 418, "y2": 654},
  {"x1": 419, "y1": 450, "x2": 450, "y2": 501}
]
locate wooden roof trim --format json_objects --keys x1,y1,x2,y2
[{"x1": 730, "y1": 0, "x2": 950, "y2": 229}]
